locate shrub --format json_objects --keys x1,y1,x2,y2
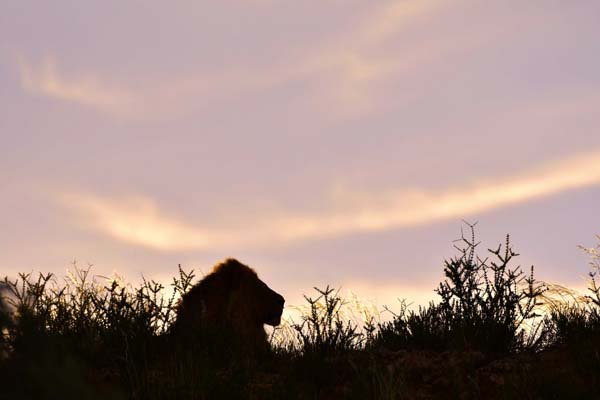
[
  {"x1": 292, "y1": 286, "x2": 364, "y2": 356},
  {"x1": 375, "y1": 222, "x2": 547, "y2": 354}
]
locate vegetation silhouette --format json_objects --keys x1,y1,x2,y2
[{"x1": 0, "y1": 224, "x2": 599, "y2": 399}]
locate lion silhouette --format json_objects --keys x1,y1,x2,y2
[{"x1": 171, "y1": 258, "x2": 285, "y2": 354}]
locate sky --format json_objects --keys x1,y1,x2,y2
[{"x1": 1, "y1": 1, "x2": 599, "y2": 311}]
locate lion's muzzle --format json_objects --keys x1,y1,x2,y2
[{"x1": 265, "y1": 292, "x2": 285, "y2": 326}]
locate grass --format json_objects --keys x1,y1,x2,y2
[{"x1": 1, "y1": 224, "x2": 599, "y2": 399}]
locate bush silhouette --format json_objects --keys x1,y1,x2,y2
[
  {"x1": 1, "y1": 226, "x2": 600, "y2": 399},
  {"x1": 375, "y1": 223, "x2": 546, "y2": 354}
]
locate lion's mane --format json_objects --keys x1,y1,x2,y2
[{"x1": 172, "y1": 258, "x2": 284, "y2": 353}]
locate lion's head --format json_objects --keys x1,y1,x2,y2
[{"x1": 172, "y1": 258, "x2": 285, "y2": 351}]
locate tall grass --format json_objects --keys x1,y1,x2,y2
[{"x1": 1, "y1": 226, "x2": 599, "y2": 399}]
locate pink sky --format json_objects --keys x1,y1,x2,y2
[{"x1": 1, "y1": 1, "x2": 599, "y2": 309}]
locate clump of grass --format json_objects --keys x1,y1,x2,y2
[
  {"x1": 579, "y1": 235, "x2": 600, "y2": 308},
  {"x1": 270, "y1": 289, "x2": 380, "y2": 352},
  {"x1": 0, "y1": 264, "x2": 198, "y2": 399},
  {"x1": 540, "y1": 236, "x2": 600, "y2": 351},
  {"x1": 292, "y1": 286, "x2": 364, "y2": 355},
  {"x1": 539, "y1": 236, "x2": 600, "y2": 383},
  {"x1": 375, "y1": 300, "x2": 449, "y2": 351}
]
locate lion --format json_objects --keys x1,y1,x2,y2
[{"x1": 171, "y1": 258, "x2": 285, "y2": 355}]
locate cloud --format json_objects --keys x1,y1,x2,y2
[
  {"x1": 61, "y1": 151, "x2": 600, "y2": 251},
  {"x1": 60, "y1": 194, "x2": 226, "y2": 251},
  {"x1": 283, "y1": 0, "x2": 453, "y2": 117},
  {"x1": 355, "y1": 0, "x2": 445, "y2": 47},
  {"x1": 15, "y1": 1, "x2": 456, "y2": 120},
  {"x1": 19, "y1": 57, "x2": 135, "y2": 115}
]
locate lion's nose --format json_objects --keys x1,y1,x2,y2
[{"x1": 277, "y1": 294, "x2": 285, "y2": 308}]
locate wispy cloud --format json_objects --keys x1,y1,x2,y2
[
  {"x1": 19, "y1": 57, "x2": 135, "y2": 115},
  {"x1": 277, "y1": 0, "x2": 453, "y2": 117},
  {"x1": 15, "y1": 1, "x2": 456, "y2": 120},
  {"x1": 61, "y1": 151, "x2": 600, "y2": 251},
  {"x1": 355, "y1": 0, "x2": 444, "y2": 46},
  {"x1": 60, "y1": 195, "x2": 226, "y2": 251}
]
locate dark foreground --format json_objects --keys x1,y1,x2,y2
[
  {"x1": 1, "y1": 333, "x2": 599, "y2": 399},
  {"x1": 1, "y1": 228, "x2": 599, "y2": 399}
]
